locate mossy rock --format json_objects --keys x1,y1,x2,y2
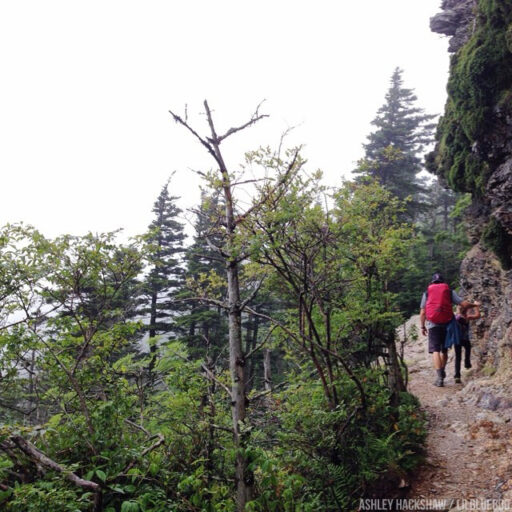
[
  {"x1": 481, "y1": 216, "x2": 512, "y2": 270},
  {"x1": 430, "y1": 1, "x2": 512, "y2": 195}
]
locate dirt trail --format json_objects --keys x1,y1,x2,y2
[{"x1": 402, "y1": 316, "x2": 512, "y2": 503}]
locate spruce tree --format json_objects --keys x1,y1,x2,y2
[
  {"x1": 354, "y1": 67, "x2": 435, "y2": 218},
  {"x1": 143, "y1": 178, "x2": 186, "y2": 349},
  {"x1": 394, "y1": 181, "x2": 471, "y2": 316},
  {"x1": 178, "y1": 190, "x2": 228, "y2": 359}
]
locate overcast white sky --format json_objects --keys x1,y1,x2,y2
[{"x1": 0, "y1": 0, "x2": 449, "y2": 239}]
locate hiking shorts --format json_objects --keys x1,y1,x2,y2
[{"x1": 428, "y1": 325, "x2": 449, "y2": 354}]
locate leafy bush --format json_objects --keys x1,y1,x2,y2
[{"x1": 244, "y1": 373, "x2": 426, "y2": 511}]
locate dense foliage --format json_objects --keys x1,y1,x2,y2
[
  {"x1": 0, "y1": 174, "x2": 427, "y2": 511},
  {"x1": 7, "y1": 0, "x2": 512, "y2": 504},
  {"x1": 9, "y1": 83, "x2": 493, "y2": 508}
]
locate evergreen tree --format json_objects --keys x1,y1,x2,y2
[
  {"x1": 178, "y1": 190, "x2": 228, "y2": 359},
  {"x1": 397, "y1": 181, "x2": 471, "y2": 316},
  {"x1": 143, "y1": 178, "x2": 186, "y2": 349},
  {"x1": 354, "y1": 67, "x2": 435, "y2": 218}
]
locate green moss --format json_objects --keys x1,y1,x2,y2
[
  {"x1": 481, "y1": 217, "x2": 512, "y2": 270},
  {"x1": 429, "y1": 1, "x2": 512, "y2": 194}
]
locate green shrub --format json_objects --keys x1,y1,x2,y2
[{"x1": 245, "y1": 373, "x2": 426, "y2": 511}]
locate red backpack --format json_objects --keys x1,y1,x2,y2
[{"x1": 425, "y1": 283, "x2": 453, "y2": 324}]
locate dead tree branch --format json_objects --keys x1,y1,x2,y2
[
  {"x1": 245, "y1": 324, "x2": 277, "y2": 359},
  {"x1": 8, "y1": 434, "x2": 101, "y2": 508},
  {"x1": 216, "y1": 101, "x2": 269, "y2": 144},
  {"x1": 169, "y1": 109, "x2": 218, "y2": 164}
]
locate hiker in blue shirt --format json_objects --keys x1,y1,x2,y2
[{"x1": 419, "y1": 273, "x2": 479, "y2": 387}]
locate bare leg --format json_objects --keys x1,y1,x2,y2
[
  {"x1": 440, "y1": 351, "x2": 447, "y2": 369},
  {"x1": 433, "y1": 351, "x2": 447, "y2": 386},
  {"x1": 432, "y1": 351, "x2": 445, "y2": 369}
]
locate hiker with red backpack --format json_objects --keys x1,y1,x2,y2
[{"x1": 419, "y1": 273, "x2": 480, "y2": 387}]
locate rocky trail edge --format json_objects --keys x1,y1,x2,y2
[{"x1": 401, "y1": 315, "x2": 512, "y2": 503}]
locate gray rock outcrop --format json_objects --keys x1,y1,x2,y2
[
  {"x1": 430, "y1": 0, "x2": 476, "y2": 52},
  {"x1": 487, "y1": 158, "x2": 512, "y2": 234},
  {"x1": 459, "y1": 245, "x2": 512, "y2": 377}
]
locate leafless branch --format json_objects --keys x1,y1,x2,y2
[
  {"x1": 173, "y1": 295, "x2": 228, "y2": 310},
  {"x1": 188, "y1": 168, "x2": 208, "y2": 179},
  {"x1": 231, "y1": 178, "x2": 268, "y2": 188},
  {"x1": 204, "y1": 234, "x2": 229, "y2": 258},
  {"x1": 216, "y1": 100, "x2": 268, "y2": 144},
  {"x1": 240, "y1": 279, "x2": 265, "y2": 310},
  {"x1": 0, "y1": 400, "x2": 36, "y2": 416},
  {"x1": 0, "y1": 304, "x2": 61, "y2": 332},
  {"x1": 211, "y1": 423, "x2": 234, "y2": 434},
  {"x1": 277, "y1": 125, "x2": 297, "y2": 159},
  {"x1": 169, "y1": 108, "x2": 219, "y2": 166},
  {"x1": 9, "y1": 434, "x2": 101, "y2": 495},
  {"x1": 124, "y1": 418, "x2": 150, "y2": 436},
  {"x1": 245, "y1": 324, "x2": 277, "y2": 359},
  {"x1": 201, "y1": 361, "x2": 233, "y2": 400},
  {"x1": 249, "y1": 380, "x2": 288, "y2": 402}
]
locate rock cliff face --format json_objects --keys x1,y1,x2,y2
[
  {"x1": 460, "y1": 245, "x2": 512, "y2": 379},
  {"x1": 430, "y1": 0, "x2": 476, "y2": 53},
  {"x1": 430, "y1": 1, "x2": 512, "y2": 384}
]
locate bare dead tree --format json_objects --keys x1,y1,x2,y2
[{"x1": 169, "y1": 101, "x2": 299, "y2": 510}]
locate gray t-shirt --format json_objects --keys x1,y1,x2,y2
[{"x1": 420, "y1": 289, "x2": 463, "y2": 328}]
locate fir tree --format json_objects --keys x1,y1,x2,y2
[
  {"x1": 178, "y1": 190, "x2": 228, "y2": 359},
  {"x1": 143, "y1": 178, "x2": 186, "y2": 348},
  {"x1": 396, "y1": 181, "x2": 471, "y2": 316},
  {"x1": 354, "y1": 67, "x2": 435, "y2": 218}
]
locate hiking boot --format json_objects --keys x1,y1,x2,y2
[
  {"x1": 434, "y1": 376, "x2": 444, "y2": 387},
  {"x1": 441, "y1": 368, "x2": 446, "y2": 379},
  {"x1": 465, "y1": 362, "x2": 472, "y2": 369},
  {"x1": 454, "y1": 376, "x2": 461, "y2": 384}
]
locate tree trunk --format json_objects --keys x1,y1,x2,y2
[
  {"x1": 386, "y1": 335, "x2": 406, "y2": 407},
  {"x1": 28, "y1": 349, "x2": 39, "y2": 424},
  {"x1": 226, "y1": 260, "x2": 253, "y2": 508},
  {"x1": 263, "y1": 348, "x2": 272, "y2": 392},
  {"x1": 204, "y1": 101, "x2": 253, "y2": 510},
  {"x1": 147, "y1": 290, "x2": 158, "y2": 379},
  {"x1": 149, "y1": 291, "x2": 157, "y2": 341},
  {"x1": 245, "y1": 314, "x2": 255, "y2": 393},
  {"x1": 169, "y1": 100, "x2": 268, "y2": 511}
]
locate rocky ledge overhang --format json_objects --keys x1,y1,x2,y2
[{"x1": 430, "y1": 0, "x2": 476, "y2": 53}]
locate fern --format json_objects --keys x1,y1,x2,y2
[{"x1": 326, "y1": 463, "x2": 360, "y2": 511}]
